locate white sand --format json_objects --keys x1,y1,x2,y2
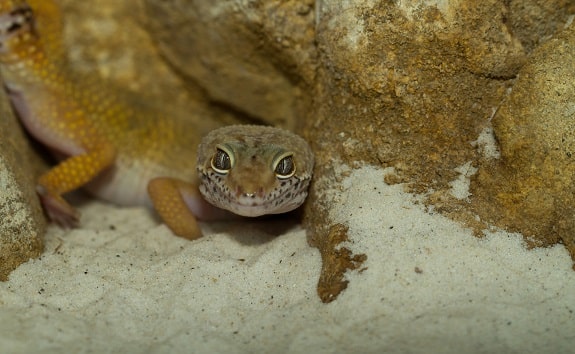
[{"x1": 1, "y1": 166, "x2": 574, "y2": 353}]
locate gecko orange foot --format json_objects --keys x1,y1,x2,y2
[{"x1": 36, "y1": 185, "x2": 80, "y2": 228}]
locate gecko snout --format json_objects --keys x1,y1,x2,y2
[{"x1": 235, "y1": 186, "x2": 264, "y2": 199}]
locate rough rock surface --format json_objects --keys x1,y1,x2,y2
[
  {"x1": 142, "y1": 0, "x2": 317, "y2": 130},
  {"x1": 508, "y1": 0, "x2": 575, "y2": 52},
  {"x1": 303, "y1": 0, "x2": 574, "y2": 301},
  {"x1": 304, "y1": 0, "x2": 521, "y2": 301},
  {"x1": 0, "y1": 89, "x2": 46, "y2": 280},
  {"x1": 472, "y1": 24, "x2": 575, "y2": 265}
]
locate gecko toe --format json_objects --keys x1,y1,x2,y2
[{"x1": 37, "y1": 187, "x2": 80, "y2": 228}]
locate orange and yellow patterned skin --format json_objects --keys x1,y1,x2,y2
[{"x1": 0, "y1": 0, "x2": 314, "y2": 240}]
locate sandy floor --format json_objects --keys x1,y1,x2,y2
[{"x1": 1, "y1": 166, "x2": 574, "y2": 353}]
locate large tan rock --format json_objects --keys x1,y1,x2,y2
[
  {"x1": 303, "y1": 0, "x2": 528, "y2": 301},
  {"x1": 0, "y1": 88, "x2": 46, "y2": 280},
  {"x1": 142, "y1": 0, "x2": 317, "y2": 130},
  {"x1": 472, "y1": 24, "x2": 575, "y2": 265}
]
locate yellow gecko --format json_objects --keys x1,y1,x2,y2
[{"x1": 0, "y1": 0, "x2": 314, "y2": 239}]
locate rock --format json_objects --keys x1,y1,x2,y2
[
  {"x1": 472, "y1": 24, "x2": 575, "y2": 265},
  {"x1": 0, "y1": 87, "x2": 46, "y2": 281},
  {"x1": 142, "y1": 0, "x2": 317, "y2": 130},
  {"x1": 303, "y1": 0, "x2": 528, "y2": 301},
  {"x1": 508, "y1": 0, "x2": 575, "y2": 52}
]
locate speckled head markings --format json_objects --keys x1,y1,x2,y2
[{"x1": 197, "y1": 125, "x2": 314, "y2": 217}]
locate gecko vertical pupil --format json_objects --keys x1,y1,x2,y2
[
  {"x1": 274, "y1": 155, "x2": 295, "y2": 179},
  {"x1": 211, "y1": 148, "x2": 232, "y2": 173}
]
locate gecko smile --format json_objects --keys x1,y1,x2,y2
[{"x1": 198, "y1": 169, "x2": 310, "y2": 217}]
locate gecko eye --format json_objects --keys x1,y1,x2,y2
[
  {"x1": 8, "y1": 7, "x2": 34, "y2": 34},
  {"x1": 274, "y1": 153, "x2": 296, "y2": 179},
  {"x1": 211, "y1": 146, "x2": 234, "y2": 174}
]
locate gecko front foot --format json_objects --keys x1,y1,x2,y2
[{"x1": 36, "y1": 185, "x2": 80, "y2": 228}]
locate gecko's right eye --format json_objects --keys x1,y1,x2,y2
[
  {"x1": 211, "y1": 146, "x2": 233, "y2": 174},
  {"x1": 8, "y1": 7, "x2": 33, "y2": 34}
]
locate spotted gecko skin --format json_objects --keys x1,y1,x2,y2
[
  {"x1": 197, "y1": 125, "x2": 314, "y2": 218},
  {"x1": 0, "y1": 0, "x2": 314, "y2": 240}
]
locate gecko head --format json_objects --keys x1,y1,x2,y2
[
  {"x1": 197, "y1": 125, "x2": 314, "y2": 217},
  {"x1": 0, "y1": 1, "x2": 36, "y2": 58}
]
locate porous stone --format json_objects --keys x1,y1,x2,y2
[
  {"x1": 142, "y1": 0, "x2": 317, "y2": 130},
  {"x1": 508, "y1": 0, "x2": 575, "y2": 53},
  {"x1": 472, "y1": 24, "x2": 575, "y2": 266},
  {"x1": 0, "y1": 87, "x2": 46, "y2": 281},
  {"x1": 304, "y1": 0, "x2": 527, "y2": 301}
]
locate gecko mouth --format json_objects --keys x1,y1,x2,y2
[
  {"x1": 198, "y1": 175, "x2": 310, "y2": 217},
  {"x1": 220, "y1": 192, "x2": 308, "y2": 217}
]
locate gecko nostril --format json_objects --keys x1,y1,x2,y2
[
  {"x1": 236, "y1": 187, "x2": 253, "y2": 198},
  {"x1": 238, "y1": 190, "x2": 257, "y2": 199},
  {"x1": 236, "y1": 185, "x2": 259, "y2": 199}
]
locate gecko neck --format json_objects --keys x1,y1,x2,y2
[{"x1": 1, "y1": 41, "x2": 64, "y2": 91}]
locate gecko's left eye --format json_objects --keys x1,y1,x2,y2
[
  {"x1": 274, "y1": 153, "x2": 296, "y2": 179},
  {"x1": 211, "y1": 146, "x2": 234, "y2": 174}
]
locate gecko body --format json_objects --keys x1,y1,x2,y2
[{"x1": 0, "y1": 0, "x2": 314, "y2": 239}]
